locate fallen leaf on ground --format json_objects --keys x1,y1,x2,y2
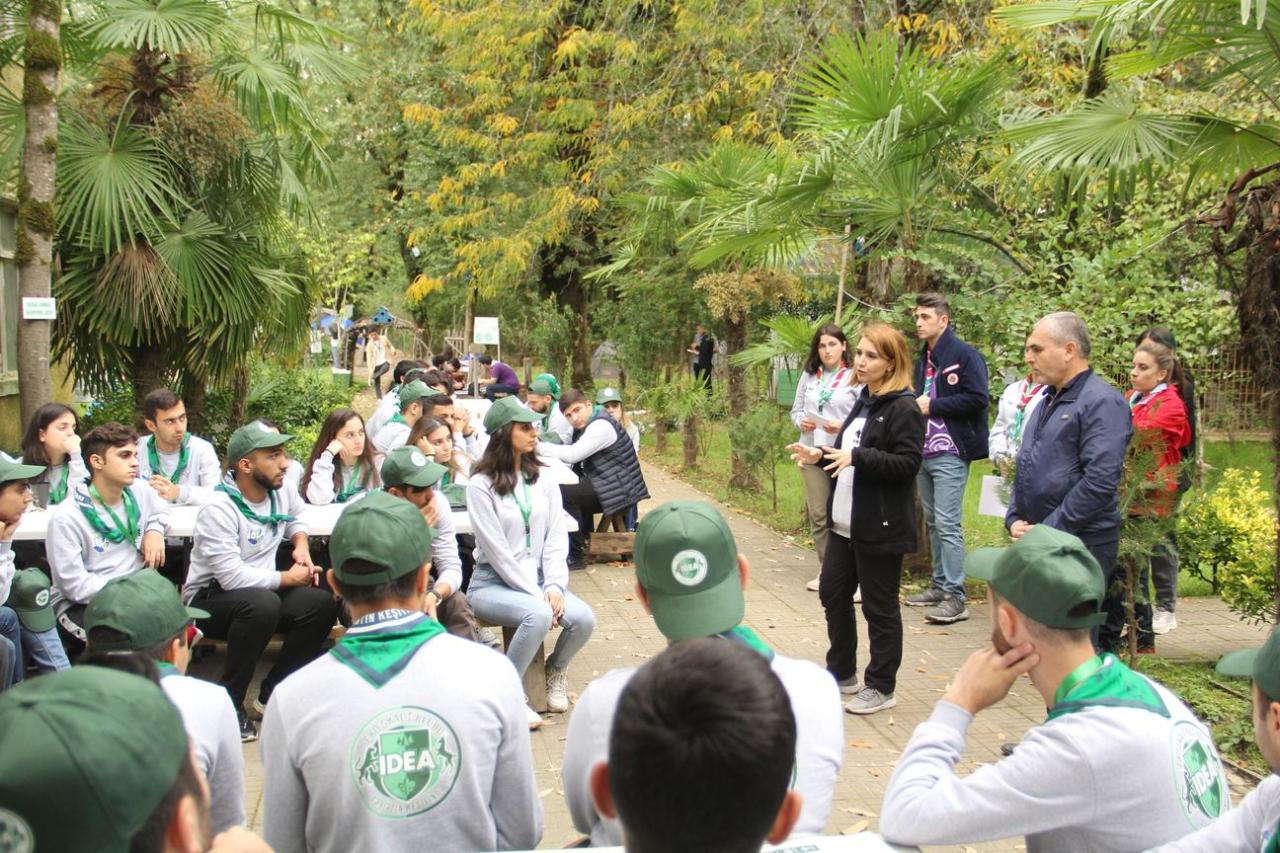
[{"x1": 842, "y1": 821, "x2": 869, "y2": 835}]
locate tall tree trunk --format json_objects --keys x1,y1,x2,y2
[
  {"x1": 181, "y1": 372, "x2": 207, "y2": 437},
  {"x1": 724, "y1": 316, "x2": 757, "y2": 490},
  {"x1": 654, "y1": 419, "x2": 668, "y2": 454},
  {"x1": 130, "y1": 345, "x2": 171, "y2": 415},
  {"x1": 229, "y1": 364, "x2": 251, "y2": 426},
  {"x1": 682, "y1": 416, "x2": 698, "y2": 469},
  {"x1": 15, "y1": 0, "x2": 62, "y2": 424}
]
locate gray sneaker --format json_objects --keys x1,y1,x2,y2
[
  {"x1": 836, "y1": 676, "x2": 860, "y2": 695},
  {"x1": 925, "y1": 595, "x2": 969, "y2": 624},
  {"x1": 845, "y1": 687, "x2": 896, "y2": 715},
  {"x1": 905, "y1": 587, "x2": 946, "y2": 607}
]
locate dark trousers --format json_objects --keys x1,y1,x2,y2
[
  {"x1": 456, "y1": 534, "x2": 476, "y2": 592},
  {"x1": 371, "y1": 362, "x2": 390, "y2": 398},
  {"x1": 436, "y1": 591, "x2": 479, "y2": 642},
  {"x1": 1150, "y1": 531, "x2": 1179, "y2": 612},
  {"x1": 1095, "y1": 534, "x2": 1154, "y2": 651},
  {"x1": 191, "y1": 583, "x2": 339, "y2": 713},
  {"x1": 560, "y1": 481, "x2": 603, "y2": 559},
  {"x1": 484, "y1": 383, "x2": 520, "y2": 400},
  {"x1": 819, "y1": 533, "x2": 904, "y2": 694}
]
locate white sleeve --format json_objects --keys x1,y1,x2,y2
[
  {"x1": 180, "y1": 440, "x2": 223, "y2": 506},
  {"x1": 790, "y1": 372, "x2": 812, "y2": 429},
  {"x1": 539, "y1": 478, "x2": 569, "y2": 595},
  {"x1": 67, "y1": 450, "x2": 88, "y2": 486},
  {"x1": 208, "y1": 691, "x2": 248, "y2": 832},
  {"x1": 305, "y1": 452, "x2": 337, "y2": 505},
  {"x1": 138, "y1": 483, "x2": 171, "y2": 536},
  {"x1": 47, "y1": 512, "x2": 107, "y2": 605},
  {"x1": 260, "y1": 695, "x2": 308, "y2": 853},
  {"x1": 1146, "y1": 776, "x2": 1280, "y2": 852},
  {"x1": 879, "y1": 701, "x2": 1099, "y2": 847},
  {"x1": 281, "y1": 482, "x2": 309, "y2": 541},
  {"x1": 536, "y1": 419, "x2": 615, "y2": 464},
  {"x1": 429, "y1": 495, "x2": 463, "y2": 592},
  {"x1": 0, "y1": 541, "x2": 14, "y2": 605},
  {"x1": 465, "y1": 478, "x2": 541, "y2": 597},
  {"x1": 490, "y1": 662, "x2": 544, "y2": 850},
  {"x1": 562, "y1": 682, "x2": 609, "y2": 835},
  {"x1": 988, "y1": 383, "x2": 1018, "y2": 462},
  {"x1": 193, "y1": 503, "x2": 282, "y2": 591}
]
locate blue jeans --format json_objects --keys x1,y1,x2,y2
[
  {"x1": 0, "y1": 606, "x2": 71, "y2": 681},
  {"x1": 917, "y1": 454, "x2": 970, "y2": 600},
  {"x1": 468, "y1": 565, "x2": 596, "y2": 678},
  {"x1": 0, "y1": 607, "x2": 20, "y2": 687}
]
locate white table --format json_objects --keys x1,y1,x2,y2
[{"x1": 528, "y1": 835, "x2": 911, "y2": 853}]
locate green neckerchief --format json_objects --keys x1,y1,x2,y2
[
  {"x1": 388, "y1": 413, "x2": 407, "y2": 427},
  {"x1": 78, "y1": 484, "x2": 140, "y2": 545},
  {"x1": 155, "y1": 661, "x2": 180, "y2": 679},
  {"x1": 1264, "y1": 822, "x2": 1280, "y2": 853},
  {"x1": 814, "y1": 365, "x2": 849, "y2": 414},
  {"x1": 719, "y1": 625, "x2": 775, "y2": 662},
  {"x1": 148, "y1": 434, "x2": 190, "y2": 483},
  {"x1": 1046, "y1": 653, "x2": 1168, "y2": 722},
  {"x1": 216, "y1": 483, "x2": 293, "y2": 529},
  {"x1": 330, "y1": 610, "x2": 447, "y2": 688},
  {"x1": 511, "y1": 474, "x2": 533, "y2": 549},
  {"x1": 336, "y1": 461, "x2": 364, "y2": 503},
  {"x1": 49, "y1": 462, "x2": 70, "y2": 505}
]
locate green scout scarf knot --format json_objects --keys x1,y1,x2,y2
[
  {"x1": 77, "y1": 485, "x2": 140, "y2": 545},
  {"x1": 388, "y1": 413, "x2": 407, "y2": 427},
  {"x1": 49, "y1": 463, "x2": 71, "y2": 505},
  {"x1": 1047, "y1": 653, "x2": 1168, "y2": 721},
  {"x1": 148, "y1": 434, "x2": 191, "y2": 483},
  {"x1": 719, "y1": 625, "x2": 774, "y2": 662},
  {"x1": 216, "y1": 483, "x2": 294, "y2": 529},
  {"x1": 331, "y1": 610, "x2": 447, "y2": 688}
]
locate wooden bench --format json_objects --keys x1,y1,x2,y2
[{"x1": 589, "y1": 513, "x2": 635, "y2": 561}]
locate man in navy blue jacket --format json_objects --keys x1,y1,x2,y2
[
  {"x1": 1006, "y1": 312, "x2": 1132, "y2": 644},
  {"x1": 905, "y1": 294, "x2": 990, "y2": 625}
]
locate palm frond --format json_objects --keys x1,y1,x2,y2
[{"x1": 86, "y1": 0, "x2": 226, "y2": 54}]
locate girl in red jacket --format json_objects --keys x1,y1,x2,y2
[{"x1": 1123, "y1": 340, "x2": 1191, "y2": 651}]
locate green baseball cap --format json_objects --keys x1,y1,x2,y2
[
  {"x1": 1216, "y1": 626, "x2": 1280, "y2": 699},
  {"x1": 226, "y1": 420, "x2": 293, "y2": 464},
  {"x1": 381, "y1": 446, "x2": 448, "y2": 489},
  {"x1": 398, "y1": 380, "x2": 431, "y2": 411},
  {"x1": 329, "y1": 491, "x2": 436, "y2": 586},
  {"x1": 483, "y1": 396, "x2": 542, "y2": 434},
  {"x1": 8, "y1": 568, "x2": 56, "y2": 632},
  {"x1": 0, "y1": 454, "x2": 44, "y2": 485},
  {"x1": 529, "y1": 373, "x2": 561, "y2": 399},
  {"x1": 85, "y1": 570, "x2": 209, "y2": 652},
  {"x1": 635, "y1": 501, "x2": 743, "y2": 642},
  {"x1": 964, "y1": 525, "x2": 1107, "y2": 629},
  {"x1": 597, "y1": 386, "x2": 623, "y2": 405},
  {"x1": 0, "y1": 666, "x2": 189, "y2": 853}
]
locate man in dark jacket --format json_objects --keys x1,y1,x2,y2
[
  {"x1": 1007, "y1": 311, "x2": 1132, "y2": 647},
  {"x1": 905, "y1": 294, "x2": 989, "y2": 625}
]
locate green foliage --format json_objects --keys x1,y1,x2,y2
[
  {"x1": 1179, "y1": 469, "x2": 1277, "y2": 624},
  {"x1": 23, "y1": 29, "x2": 60, "y2": 71},
  {"x1": 727, "y1": 401, "x2": 795, "y2": 509},
  {"x1": 524, "y1": 298, "x2": 576, "y2": 384}
]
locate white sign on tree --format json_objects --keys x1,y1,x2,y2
[
  {"x1": 473, "y1": 317, "x2": 500, "y2": 345},
  {"x1": 21, "y1": 298, "x2": 56, "y2": 320}
]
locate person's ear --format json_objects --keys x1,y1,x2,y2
[
  {"x1": 415, "y1": 565, "x2": 429, "y2": 596},
  {"x1": 997, "y1": 601, "x2": 1024, "y2": 645},
  {"x1": 165, "y1": 791, "x2": 204, "y2": 853},
  {"x1": 167, "y1": 636, "x2": 184, "y2": 665},
  {"x1": 589, "y1": 762, "x2": 616, "y2": 819},
  {"x1": 143, "y1": 419, "x2": 158, "y2": 436},
  {"x1": 738, "y1": 555, "x2": 750, "y2": 591},
  {"x1": 634, "y1": 582, "x2": 652, "y2": 615},
  {"x1": 326, "y1": 569, "x2": 339, "y2": 597},
  {"x1": 765, "y1": 791, "x2": 803, "y2": 844}
]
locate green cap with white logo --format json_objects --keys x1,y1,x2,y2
[
  {"x1": 381, "y1": 447, "x2": 448, "y2": 489},
  {"x1": 8, "y1": 568, "x2": 56, "y2": 633},
  {"x1": 85, "y1": 570, "x2": 209, "y2": 652},
  {"x1": 226, "y1": 420, "x2": 293, "y2": 464},
  {"x1": 596, "y1": 386, "x2": 622, "y2": 405},
  {"x1": 398, "y1": 380, "x2": 431, "y2": 411},
  {"x1": 330, "y1": 491, "x2": 436, "y2": 586},
  {"x1": 0, "y1": 666, "x2": 189, "y2": 853},
  {"x1": 635, "y1": 501, "x2": 743, "y2": 642},
  {"x1": 1216, "y1": 626, "x2": 1280, "y2": 700},
  {"x1": 964, "y1": 525, "x2": 1107, "y2": 629},
  {"x1": 529, "y1": 373, "x2": 561, "y2": 399},
  {"x1": 483, "y1": 396, "x2": 542, "y2": 434},
  {"x1": 0, "y1": 454, "x2": 44, "y2": 485}
]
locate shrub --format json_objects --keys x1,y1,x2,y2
[
  {"x1": 1179, "y1": 469, "x2": 1277, "y2": 624},
  {"x1": 727, "y1": 401, "x2": 796, "y2": 508}
]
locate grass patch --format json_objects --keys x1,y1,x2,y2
[
  {"x1": 1138, "y1": 657, "x2": 1268, "y2": 778},
  {"x1": 1203, "y1": 439, "x2": 1274, "y2": 499}
]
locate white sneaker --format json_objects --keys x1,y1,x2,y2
[
  {"x1": 806, "y1": 575, "x2": 821, "y2": 592},
  {"x1": 526, "y1": 705, "x2": 543, "y2": 730},
  {"x1": 845, "y1": 687, "x2": 896, "y2": 715},
  {"x1": 546, "y1": 666, "x2": 570, "y2": 713},
  {"x1": 1152, "y1": 609, "x2": 1177, "y2": 634},
  {"x1": 476, "y1": 626, "x2": 503, "y2": 650}
]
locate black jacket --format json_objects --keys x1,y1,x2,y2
[
  {"x1": 826, "y1": 389, "x2": 925, "y2": 555},
  {"x1": 573, "y1": 411, "x2": 650, "y2": 515},
  {"x1": 912, "y1": 326, "x2": 990, "y2": 460}
]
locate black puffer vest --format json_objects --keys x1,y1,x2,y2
[{"x1": 574, "y1": 410, "x2": 650, "y2": 515}]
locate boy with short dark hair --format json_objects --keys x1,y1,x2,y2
[{"x1": 136, "y1": 388, "x2": 222, "y2": 506}]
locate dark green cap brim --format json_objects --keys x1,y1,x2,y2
[
  {"x1": 1216, "y1": 648, "x2": 1257, "y2": 679},
  {"x1": 963, "y1": 547, "x2": 1001, "y2": 582},
  {"x1": 13, "y1": 603, "x2": 54, "y2": 633},
  {"x1": 0, "y1": 462, "x2": 46, "y2": 484}
]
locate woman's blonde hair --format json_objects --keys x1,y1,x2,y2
[{"x1": 857, "y1": 322, "x2": 915, "y2": 394}]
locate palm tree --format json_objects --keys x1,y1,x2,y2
[
  {"x1": 0, "y1": 0, "x2": 355, "y2": 412},
  {"x1": 995, "y1": 0, "x2": 1280, "y2": 615}
]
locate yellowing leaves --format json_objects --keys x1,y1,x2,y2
[
  {"x1": 407, "y1": 273, "x2": 445, "y2": 300},
  {"x1": 486, "y1": 113, "x2": 520, "y2": 135}
]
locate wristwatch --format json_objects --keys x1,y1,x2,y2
[{"x1": 426, "y1": 589, "x2": 443, "y2": 604}]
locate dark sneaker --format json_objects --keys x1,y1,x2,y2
[
  {"x1": 238, "y1": 712, "x2": 258, "y2": 743},
  {"x1": 925, "y1": 595, "x2": 969, "y2": 624},
  {"x1": 905, "y1": 587, "x2": 946, "y2": 607},
  {"x1": 845, "y1": 687, "x2": 896, "y2": 715},
  {"x1": 1000, "y1": 743, "x2": 1017, "y2": 757}
]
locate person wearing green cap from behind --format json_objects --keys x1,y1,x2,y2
[
  {"x1": 880, "y1": 524, "x2": 1228, "y2": 852},
  {"x1": 561, "y1": 500, "x2": 843, "y2": 847},
  {"x1": 527, "y1": 373, "x2": 572, "y2": 445},
  {"x1": 0, "y1": 455, "x2": 70, "y2": 689},
  {"x1": 185, "y1": 420, "x2": 340, "y2": 743},
  {"x1": 260, "y1": 491, "x2": 542, "y2": 853},
  {"x1": 371, "y1": 379, "x2": 433, "y2": 469},
  {"x1": 1147, "y1": 627, "x2": 1280, "y2": 852},
  {"x1": 0, "y1": 665, "x2": 272, "y2": 853},
  {"x1": 85, "y1": 570, "x2": 246, "y2": 834},
  {"x1": 46, "y1": 422, "x2": 172, "y2": 651},
  {"x1": 380, "y1": 445, "x2": 480, "y2": 642},
  {"x1": 468, "y1": 395, "x2": 597, "y2": 725}
]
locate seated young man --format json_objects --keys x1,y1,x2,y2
[
  {"x1": 879, "y1": 525, "x2": 1229, "y2": 851},
  {"x1": 366, "y1": 359, "x2": 427, "y2": 441},
  {"x1": 589, "y1": 637, "x2": 801, "y2": 853},
  {"x1": 371, "y1": 379, "x2": 432, "y2": 469},
  {"x1": 184, "y1": 421, "x2": 339, "y2": 741},
  {"x1": 260, "y1": 491, "x2": 542, "y2": 853},
  {"x1": 526, "y1": 374, "x2": 573, "y2": 445},
  {"x1": 562, "y1": 501, "x2": 842, "y2": 846},
  {"x1": 85, "y1": 570, "x2": 246, "y2": 833},
  {"x1": 537, "y1": 389, "x2": 650, "y2": 569},
  {"x1": 477, "y1": 354, "x2": 520, "y2": 400},
  {"x1": 380, "y1": 446, "x2": 478, "y2": 641},
  {"x1": 0, "y1": 456, "x2": 71, "y2": 680},
  {"x1": 136, "y1": 388, "x2": 222, "y2": 506},
  {"x1": 47, "y1": 422, "x2": 170, "y2": 648}
]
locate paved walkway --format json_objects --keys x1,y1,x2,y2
[{"x1": 221, "y1": 458, "x2": 1269, "y2": 850}]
